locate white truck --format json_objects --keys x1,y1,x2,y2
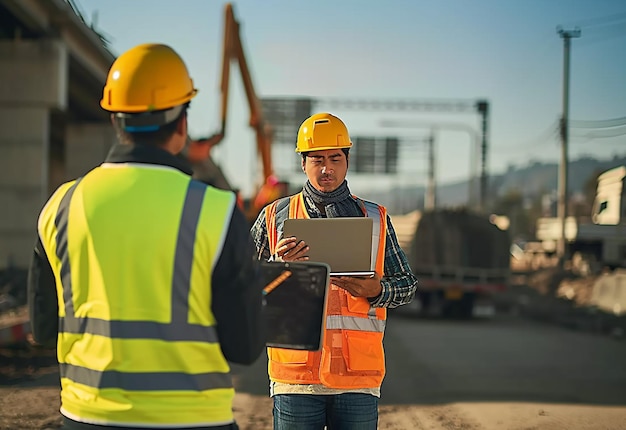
[{"x1": 536, "y1": 165, "x2": 626, "y2": 270}]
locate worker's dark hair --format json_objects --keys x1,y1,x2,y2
[
  {"x1": 112, "y1": 105, "x2": 188, "y2": 147},
  {"x1": 300, "y1": 148, "x2": 350, "y2": 162}
]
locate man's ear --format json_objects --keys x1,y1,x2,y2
[
  {"x1": 110, "y1": 113, "x2": 116, "y2": 126},
  {"x1": 176, "y1": 113, "x2": 187, "y2": 136}
]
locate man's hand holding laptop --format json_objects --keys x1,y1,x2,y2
[
  {"x1": 274, "y1": 236, "x2": 309, "y2": 262},
  {"x1": 328, "y1": 273, "x2": 382, "y2": 299}
]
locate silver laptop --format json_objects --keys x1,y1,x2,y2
[{"x1": 283, "y1": 217, "x2": 375, "y2": 277}]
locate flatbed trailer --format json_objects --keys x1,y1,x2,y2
[
  {"x1": 412, "y1": 265, "x2": 509, "y2": 318},
  {"x1": 0, "y1": 305, "x2": 31, "y2": 347}
]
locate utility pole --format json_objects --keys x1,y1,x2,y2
[
  {"x1": 476, "y1": 100, "x2": 489, "y2": 213},
  {"x1": 424, "y1": 131, "x2": 436, "y2": 211},
  {"x1": 556, "y1": 26, "x2": 581, "y2": 265}
]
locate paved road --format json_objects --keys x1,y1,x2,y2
[
  {"x1": 381, "y1": 312, "x2": 626, "y2": 405},
  {"x1": 231, "y1": 311, "x2": 626, "y2": 429}
]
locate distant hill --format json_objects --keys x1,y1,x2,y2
[
  {"x1": 489, "y1": 155, "x2": 626, "y2": 200},
  {"x1": 357, "y1": 154, "x2": 626, "y2": 214}
]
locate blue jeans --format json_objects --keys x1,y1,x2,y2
[{"x1": 273, "y1": 393, "x2": 378, "y2": 430}]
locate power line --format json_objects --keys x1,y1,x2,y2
[
  {"x1": 570, "y1": 126, "x2": 626, "y2": 139},
  {"x1": 576, "y1": 23, "x2": 626, "y2": 47},
  {"x1": 494, "y1": 120, "x2": 560, "y2": 152},
  {"x1": 562, "y1": 11, "x2": 626, "y2": 29},
  {"x1": 559, "y1": 11, "x2": 626, "y2": 47},
  {"x1": 570, "y1": 116, "x2": 626, "y2": 129},
  {"x1": 569, "y1": 115, "x2": 626, "y2": 141}
]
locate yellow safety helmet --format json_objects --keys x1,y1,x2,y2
[
  {"x1": 295, "y1": 112, "x2": 352, "y2": 153},
  {"x1": 100, "y1": 43, "x2": 198, "y2": 113}
]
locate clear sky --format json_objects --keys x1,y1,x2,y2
[{"x1": 76, "y1": 0, "x2": 626, "y2": 198}]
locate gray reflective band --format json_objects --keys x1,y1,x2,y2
[
  {"x1": 172, "y1": 180, "x2": 206, "y2": 325},
  {"x1": 325, "y1": 315, "x2": 386, "y2": 332},
  {"x1": 54, "y1": 180, "x2": 82, "y2": 316},
  {"x1": 362, "y1": 200, "x2": 382, "y2": 271},
  {"x1": 115, "y1": 104, "x2": 185, "y2": 132},
  {"x1": 274, "y1": 198, "x2": 290, "y2": 239},
  {"x1": 54, "y1": 179, "x2": 218, "y2": 343},
  {"x1": 59, "y1": 315, "x2": 219, "y2": 342},
  {"x1": 60, "y1": 363, "x2": 233, "y2": 391}
]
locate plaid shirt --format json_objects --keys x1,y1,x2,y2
[{"x1": 250, "y1": 199, "x2": 418, "y2": 309}]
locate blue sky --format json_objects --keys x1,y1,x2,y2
[{"x1": 77, "y1": 0, "x2": 626, "y2": 198}]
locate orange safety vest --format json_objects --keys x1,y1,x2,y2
[{"x1": 265, "y1": 192, "x2": 388, "y2": 389}]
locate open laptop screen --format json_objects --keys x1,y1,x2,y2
[{"x1": 283, "y1": 217, "x2": 375, "y2": 277}]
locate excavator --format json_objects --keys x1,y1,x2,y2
[{"x1": 185, "y1": 3, "x2": 288, "y2": 223}]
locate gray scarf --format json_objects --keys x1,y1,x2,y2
[{"x1": 302, "y1": 180, "x2": 362, "y2": 218}]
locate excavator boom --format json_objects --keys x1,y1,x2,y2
[
  {"x1": 218, "y1": 3, "x2": 273, "y2": 180},
  {"x1": 187, "y1": 3, "x2": 286, "y2": 223}
]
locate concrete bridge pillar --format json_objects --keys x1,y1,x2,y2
[
  {"x1": 0, "y1": 39, "x2": 69, "y2": 267},
  {"x1": 66, "y1": 123, "x2": 116, "y2": 179}
]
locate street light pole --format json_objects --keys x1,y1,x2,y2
[
  {"x1": 556, "y1": 26, "x2": 581, "y2": 266},
  {"x1": 425, "y1": 131, "x2": 436, "y2": 210}
]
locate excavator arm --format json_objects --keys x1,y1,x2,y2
[
  {"x1": 217, "y1": 2, "x2": 273, "y2": 180},
  {"x1": 189, "y1": 3, "x2": 284, "y2": 222}
]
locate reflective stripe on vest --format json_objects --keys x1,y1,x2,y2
[
  {"x1": 53, "y1": 179, "x2": 230, "y2": 392},
  {"x1": 362, "y1": 200, "x2": 383, "y2": 275},
  {"x1": 325, "y1": 315, "x2": 386, "y2": 332}
]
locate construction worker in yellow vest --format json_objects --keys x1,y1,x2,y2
[
  {"x1": 27, "y1": 43, "x2": 265, "y2": 430},
  {"x1": 250, "y1": 112, "x2": 418, "y2": 429}
]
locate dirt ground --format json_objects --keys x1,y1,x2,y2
[
  {"x1": 4, "y1": 381, "x2": 626, "y2": 430},
  {"x1": 6, "y1": 379, "x2": 626, "y2": 430}
]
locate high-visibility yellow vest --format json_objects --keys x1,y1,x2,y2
[
  {"x1": 265, "y1": 193, "x2": 388, "y2": 389},
  {"x1": 37, "y1": 163, "x2": 237, "y2": 427}
]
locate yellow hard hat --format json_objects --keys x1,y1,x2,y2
[
  {"x1": 101, "y1": 43, "x2": 198, "y2": 113},
  {"x1": 295, "y1": 112, "x2": 352, "y2": 153}
]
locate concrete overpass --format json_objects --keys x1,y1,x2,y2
[{"x1": 0, "y1": 0, "x2": 116, "y2": 267}]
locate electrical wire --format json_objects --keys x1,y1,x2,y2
[
  {"x1": 576, "y1": 24, "x2": 626, "y2": 47},
  {"x1": 570, "y1": 126, "x2": 626, "y2": 139},
  {"x1": 569, "y1": 115, "x2": 626, "y2": 145},
  {"x1": 561, "y1": 11, "x2": 626, "y2": 29},
  {"x1": 493, "y1": 120, "x2": 560, "y2": 154},
  {"x1": 570, "y1": 116, "x2": 626, "y2": 129}
]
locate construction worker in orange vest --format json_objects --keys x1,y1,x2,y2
[
  {"x1": 250, "y1": 112, "x2": 418, "y2": 429},
  {"x1": 28, "y1": 43, "x2": 265, "y2": 430}
]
